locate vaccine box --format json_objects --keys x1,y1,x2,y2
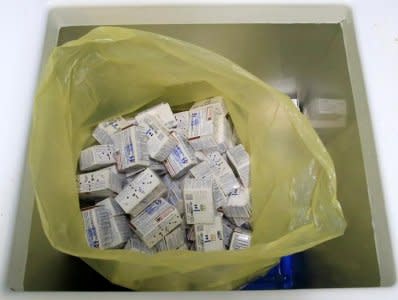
[
  {"x1": 130, "y1": 198, "x2": 182, "y2": 248},
  {"x1": 149, "y1": 159, "x2": 167, "y2": 175},
  {"x1": 124, "y1": 235, "x2": 156, "y2": 254},
  {"x1": 155, "y1": 226, "x2": 186, "y2": 251},
  {"x1": 213, "y1": 115, "x2": 235, "y2": 153},
  {"x1": 173, "y1": 111, "x2": 189, "y2": 138},
  {"x1": 164, "y1": 133, "x2": 197, "y2": 178},
  {"x1": 141, "y1": 115, "x2": 177, "y2": 162},
  {"x1": 162, "y1": 174, "x2": 185, "y2": 215},
  {"x1": 92, "y1": 116, "x2": 134, "y2": 145},
  {"x1": 189, "y1": 160, "x2": 212, "y2": 179},
  {"x1": 207, "y1": 151, "x2": 240, "y2": 196},
  {"x1": 189, "y1": 161, "x2": 227, "y2": 208},
  {"x1": 135, "y1": 102, "x2": 177, "y2": 130},
  {"x1": 227, "y1": 144, "x2": 250, "y2": 188},
  {"x1": 229, "y1": 228, "x2": 252, "y2": 250},
  {"x1": 187, "y1": 106, "x2": 219, "y2": 151},
  {"x1": 112, "y1": 126, "x2": 150, "y2": 172},
  {"x1": 190, "y1": 96, "x2": 228, "y2": 116},
  {"x1": 97, "y1": 198, "x2": 132, "y2": 246},
  {"x1": 194, "y1": 213, "x2": 224, "y2": 252},
  {"x1": 224, "y1": 187, "x2": 251, "y2": 219},
  {"x1": 230, "y1": 216, "x2": 251, "y2": 227},
  {"x1": 82, "y1": 203, "x2": 131, "y2": 249},
  {"x1": 188, "y1": 97, "x2": 232, "y2": 152},
  {"x1": 222, "y1": 217, "x2": 236, "y2": 249},
  {"x1": 79, "y1": 144, "x2": 116, "y2": 172},
  {"x1": 78, "y1": 167, "x2": 123, "y2": 200},
  {"x1": 183, "y1": 178, "x2": 216, "y2": 224},
  {"x1": 96, "y1": 197, "x2": 124, "y2": 216},
  {"x1": 115, "y1": 168, "x2": 167, "y2": 217}
]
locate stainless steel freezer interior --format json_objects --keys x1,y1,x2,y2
[{"x1": 9, "y1": 20, "x2": 393, "y2": 290}]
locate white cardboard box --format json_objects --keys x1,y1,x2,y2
[
  {"x1": 306, "y1": 98, "x2": 347, "y2": 119},
  {"x1": 226, "y1": 144, "x2": 250, "y2": 188},
  {"x1": 222, "y1": 217, "x2": 236, "y2": 249},
  {"x1": 81, "y1": 200, "x2": 131, "y2": 249},
  {"x1": 155, "y1": 226, "x2": 186, "y2": 251},
  {"x1": 183, "y1": 178, "x2": 216, "y2": 224},
  {"x1": 79, "y1": 144, "x2": 116, "y2": 172},
  {"x1": 189, "y1": 160, "x2": 228, "y2": 208},
  {"x1": 112, "y1": 126, "x2": 150, "y2": 172},
  {"x1": 135, "y1": 102, "x2": 177, "y2": 130},
  {"x1": 115, "y1": 168, "x2": 167, "y2": 217},
  {"x1": 173, "y1": 111, "x2": 189, "y2": 138},
  {"x1": 162, "y1": 174, "x2": 185, "y2": 215},
  {"x1": 229, "y1": 228, "x2": 251, "y2": 250},
  {"x1": 124, "y1": 235, "x2": 156, "y2": 254},
  {"x1": 190, "y1": 96, "x2": 228, "y2": 116},
  {"x1": 194, "y1": 213, "x2": 224, "y2": 252},
  {"x1": 140, "y1": 115, "x2": 177, "y2": 161},
  {"x1": 77, "y1": 167, "x2": 123, "y2": 200},
  {"x1": 130, "y1": 198, "x2": 182, "y2": 248},
  {"x1": 92, "y1": 116, "x2": 134, "y2": 145},
  {"x1": 164, "y1": 133, "x2": 197, "y2": 178},
  {"x1": 207, "y1": 151, "x2": 240, "y2": 196},
  {"x1": 223, "y1": 187, "x2": 251, "y2": 219}
]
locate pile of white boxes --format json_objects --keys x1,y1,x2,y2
[{"x1": 78, "y1": 97, "x2": 252, "y2": 253}]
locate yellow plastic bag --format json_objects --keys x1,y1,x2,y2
[{"x1": 30, "y1": 27, "x2": 346, "y2": 290}]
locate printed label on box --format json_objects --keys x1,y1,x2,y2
[
  {"x1": 115, "y1": 168, "x2": 167, "y2": 216},
  {"x1": 227, "y1": 144, "x2": 250, "y2": 188},
  {"x1": 194, "y1": 213, "x2": 224, "y2": 252},
  {"x1": 112, "y1": 126, "x2": 149, "y2": 172},
  {"x1": 183, "y1": 178, "x2": 215, "y2": 224}
]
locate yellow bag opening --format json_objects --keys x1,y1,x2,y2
[{"x1": 29, "y1": 27, "x2": 346, "y2": 290}]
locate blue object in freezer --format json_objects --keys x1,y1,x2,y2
[{"x1": 241, "y1": 253, "x2": 304, "y2": 290}]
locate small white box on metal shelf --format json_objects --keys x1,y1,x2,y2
[
  {"x1": 306, "y1": 97, "x2": 347, "y2": 119},
  {"x1": 303, "y1": 97, "x2": 347, "y2": 129}
]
